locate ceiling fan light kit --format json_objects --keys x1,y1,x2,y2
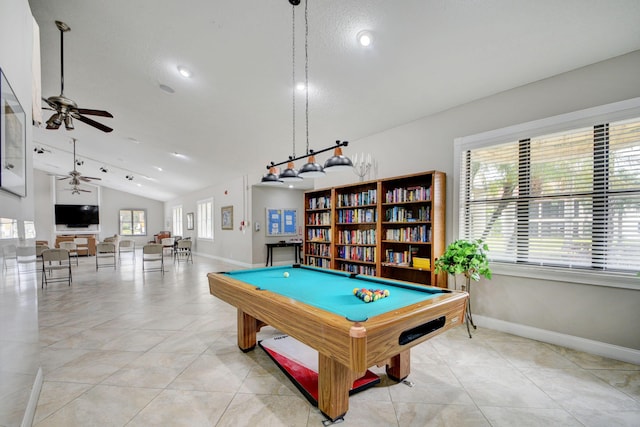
[
  {"x1": 260, "y1": 0, "x2": 352, "y2": 185},
  {"x1": 42, "y1": 20, "x2": 114, "y2": 133}
]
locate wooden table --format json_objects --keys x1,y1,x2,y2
[{"x1": 265, "y1": 241, "x2": 302, "y2": 266}]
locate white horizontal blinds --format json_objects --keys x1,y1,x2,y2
[
  {"x1": 460, "y1": 117, "x2": 640, "y2": 273},
  {"x1": 460, "y1": 141, "x2": 519, "y2": 263},
  {"x1": 606, "y1": 118, "x2": 640, "y2": 271},
  {"x1": 527, "y1": 126, "x2": 598, "y2": 267}
]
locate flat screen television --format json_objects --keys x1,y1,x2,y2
[{"x1": 54, "y1": 204, "x2": 100, "y2": 227}]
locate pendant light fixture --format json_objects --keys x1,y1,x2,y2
[
  {"x1": 279, "y1": 1, "x2": 303, "y2": 182},
  {"x1": 260, "y1": 0, "x2": 352, "y2": 184},
  {"x1": 297, "y1": 0, "x2": 326, "y2": 178}
]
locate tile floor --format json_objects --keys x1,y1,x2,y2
[{"x1": 24, "y1": 254, "x2": 640, "y2": 426}]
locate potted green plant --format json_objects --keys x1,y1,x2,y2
[
  {"x1": 434, "y1": 239, "x2": 492, "y2": 289},
  {"x1": 434, "y1": 239, "x2": 491, "y2": 338}
]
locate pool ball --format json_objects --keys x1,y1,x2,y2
[{"x1": 283, "y1": 272, "x2": 289, "y2": 278}]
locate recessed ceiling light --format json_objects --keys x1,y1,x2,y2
[
  {"x1": 296, "y1": 83, "x2": 306, "y2": 91},
  {"x1": 153, "y1": 166, "x2": 163, "y2": 172},
  {"x1": 172, "y1": 152, "x2": 186, "y2": 159},
  {"x1": 159, "y1": 83, "x2": 175, "y2": 94},
  {"x1": 177, "y1": 65, "x2": 193, "y2": 78},
  {"x1": 357, "y1": 30, "x2": 372, "y2": 47}
]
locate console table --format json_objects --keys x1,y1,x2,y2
[
  {"x1": 265, "y1": 242, "x2": 302, "y2": 266},
  {"x1": 55, "y1": 235, "x2": 97, "y2": 256}
]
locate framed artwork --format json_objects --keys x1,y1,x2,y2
[
  {"x1": 221, "y1": 206, "x2": 233, "y2": 230},
  {"x1": 0, "y1": 68, "x2": 26, "y2": 197},
  {"x1": 186, "y1": 212, "x2": 194, "y2": 230}
]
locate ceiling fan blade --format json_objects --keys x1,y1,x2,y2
[
  {"x1": 57, "y1": 176, "x2": 69, "y2": 180},
  {"x1": 75, "y1": 108, "x2": 113, "y2": 118},
  {"x1": 72, "y1": 113, "x2": 113, "y2": 133},
  {"x1": 42, "y1": 97, "x2": 58, "y2": 109},
  {"x1": 80, "y1": 176, "x2": 102, "y2": 181}
]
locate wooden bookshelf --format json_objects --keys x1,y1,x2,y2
[
  {"x1": 303, "y1": 188, "x2": 333, "y2": 268},
  {"x1": 303, "y1": 171, "x2": 447, "y2": 288}
]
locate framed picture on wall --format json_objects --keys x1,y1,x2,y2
[
  {"x1": 221, "y1": 206, "x2": 233, "y2": 230},
  {"x1": 186, "y1": 212, "x2": 194, "y2": 230},
  {"x1": 0, "y1": 68, "x2": 26, "y2": 197}
]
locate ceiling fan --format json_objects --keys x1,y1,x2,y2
[
  {"x1": 42, "y1": 20, "x2": 114, "y2": 133},
  {"x1": 58, "y1": 138, "x2": 101, "y2": 188}
]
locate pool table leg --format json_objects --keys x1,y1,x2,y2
[
  {"x1": 318, "y1": 353, "x2": 350, "y2": 421},
  {"x1": 237, "y1": 309, "x2": 258, "y2": 352},
  {"x1": 385, "y1": 349, "x2": 410, "y2": 382}
]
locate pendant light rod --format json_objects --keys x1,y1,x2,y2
[{"x1": 266, "y1": 140, "x2": 349, "y2": 170}]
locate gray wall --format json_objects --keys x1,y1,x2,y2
[
  {"x1": 317, "y1": 50, "x2": 640, "y2": 355},
  {"x1": 0, "y1": 1, "x2": 39, "y2": 425}
]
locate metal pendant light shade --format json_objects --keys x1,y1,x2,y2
[
  {"x1": 261, "y1": 166, "x2": 283, "y2": 185},
  {"x1": 279, "y1": 161, "x2": 303, "y2": 182},
  {"x1": 324, "y1": 146, "x2": 353, "y2": 172},
  {"x1": 298, "y1": 155, "x2": 325, "y2": 178}
]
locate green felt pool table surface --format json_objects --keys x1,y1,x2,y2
[{"x1": 225, "y1": 265, "x2": 448, "y2": 322}]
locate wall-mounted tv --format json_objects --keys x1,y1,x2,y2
[{"x1": 54, "y1": 204, "x2": 100, "y2": 227}]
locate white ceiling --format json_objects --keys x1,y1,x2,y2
[{"x1": 28, "y1": 0, "x2": 640, "y2": 201}]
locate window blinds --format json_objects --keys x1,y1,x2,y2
[{"x1": 460, "y1": 118, "x2": 640, "y2": 273}]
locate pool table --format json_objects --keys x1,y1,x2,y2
[{"x1": 207, "y1": 265, "x2": 468, "y2": 421}]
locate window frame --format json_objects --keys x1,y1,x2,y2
[
  {"x1": 454, "y1": 97, "x2": 640, "y2": 290},
  {"x1": 172, "y1": 205, "x2": 183, "y2": 237},
  {"x1": 197, "y1": 198, "x2": 214, "y2": 241},
  {"x1": 119, "y1": 208, "x2": 147, "y2": 236}
]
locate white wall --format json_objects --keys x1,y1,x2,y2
[
  {"x1": 316, "y1": 50, "x2": 640, "y2": 354},
  {"x1": 251, "y1": 186, "x2": 305, "y2": 266},
  {"x1": 0, "y1": 1, "x2": 39, "y2": 425},
  {"x1": 33, "y1": 169, "x2": 165, "y2": 247},
  {"x1": 163, "y1": 174, "x2": 254, "y2": 266}
]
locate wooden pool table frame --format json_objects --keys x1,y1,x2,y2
[{"x1": 207, "y1": 269, "x2": 468, "y2": 421}]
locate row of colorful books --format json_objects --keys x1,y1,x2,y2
[
  {"x1": 384, "y1": 186, "x2": 431, "y2": 203},
  {"x1": 336, "y1": 208, "x2": 377, "y2": 224},
  {"x1": 384, "y1": 225, "x2": 431, "y2": 242},
  {"x1": 306, "y1": 257, "x2": 330, "y2": 268},
  {"x1": 336, "y1": 189, "x2": 377, "y2": 207},
  {"x1": 305, "y1": 242, "x2": 331, "y2": 257},
  {"x1": 337, "y1": 229, "x2": 376, "y2": 245},
  {"x1": 307, "y1": 196, "x2": 331, "y2": 210},
  {"x1": 337, "y1": 246, "x2": 376, "y2": 262},
  {"x1": 306, "y1": 212, "x2": 331, "y2": 226},
  {"x1": 339, "y1": 263, "x2": 376, "y2": 276},
  {"x1": 384, "y1": 205, "x2": 430, "y2": 222},
  {"x1": 306, "y1": 229, "x2": 331, "y2": 241}
]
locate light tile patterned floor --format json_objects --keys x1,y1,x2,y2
[{"x1": 22, "y1": 254, "x2": 640, "y2": 426}]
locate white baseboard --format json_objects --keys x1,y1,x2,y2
[
  {"x1": 191, "y1": 251, "x2": 252, "y2": 269},
  {"x1": 21, "y1": 367, "x2": 43, "y2": 427},
  {"x1": 192, "y1": 251, "x2": 296, "y2": 270},
  {"x1": 475, "y1": 315, "x2": 640, "y2": 365}
]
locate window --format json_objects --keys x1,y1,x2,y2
[
  {"x1": 197, "y1": 198, "x2": 213, "y2": 240},
  {"x1": 172, "y1": 205, "x2": 183, "y2": 236},
  {"x1": 119, "y1": 209, "x2": 146, "y2": 236},
  {"x1": 456, "y1": 100, "x2": 640, "y2": 282},
  {"x1": 0, "y1": 218, "x2": 18, "y2": 239}
]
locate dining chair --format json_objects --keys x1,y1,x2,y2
[
  {"x1": 142, "y1": 243, "x2": 164, "y2": 274},
  {"x1": 58, "y1": 241, "x2": 79, "y2": 266},
  {"x1": 95, "y1": 242, "x2": 117, "y2": 270},
  {"x1": 41, "y1": 248, "x2": 72, "y2": 288},
  {"x1": 118, "y1": 239, "x2": 136, "y2": 264}
]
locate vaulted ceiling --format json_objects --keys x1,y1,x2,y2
[{"x1": 29, "y1": 0, "x2": 640, "y2": 201}]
